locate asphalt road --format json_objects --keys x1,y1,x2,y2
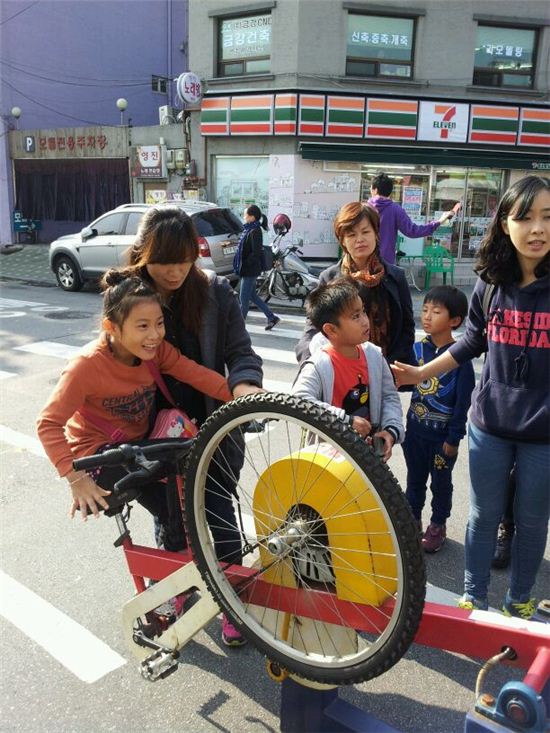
[{"x1": 0, "y1": 278, "x2": 548, "y2": 733}]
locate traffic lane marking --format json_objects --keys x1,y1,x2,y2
[
  {"x1": 0, "y1": 570, "x2": 126, "y2": 683},
  {"x1": 0, "y1": 425, "x2": 46, "y2": 457},
  {"x1": 15, "y1": 341, "x2": 81, "y2": 359}
]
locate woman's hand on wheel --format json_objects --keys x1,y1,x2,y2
[
  {"x1": 351, "y1": 416, "x2": 371, "y2": 438},
  {"x1": 66, "y1": 472, "x2": 111, "y2": 520},
  {"x1": 232, "y1": 383, "x2": 266, "y2": 399}
]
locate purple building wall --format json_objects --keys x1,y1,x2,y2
[
  {"x1": 1, "y1": 0, "x2": 188, "y2": 244},
  {"x1": 1, "y1": 0, "x2": 188, "y2": 128}
]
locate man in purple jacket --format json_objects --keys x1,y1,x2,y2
[{"x1": 368, "y1": 173, "x2": 457, "y2": 264}]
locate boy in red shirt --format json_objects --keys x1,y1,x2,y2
[{"x1": 292, "y1": 279, "x2": 404, "y2": 461}]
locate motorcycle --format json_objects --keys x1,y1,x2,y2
[{"x1": 256, "y1": 214, "x2": 320, "y2": 306}]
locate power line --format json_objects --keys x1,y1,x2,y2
[
  {"x1": 1, "y1": 77, "x2": 109, "y2": 126},
  {"x1": 0, "y1": 58, "x2": 150, "y2": 88}
]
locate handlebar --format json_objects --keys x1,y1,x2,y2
[{"x1": 73, "y1": 440, "x2": 193, "y2": 472}]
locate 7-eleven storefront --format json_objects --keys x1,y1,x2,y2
[{"x1": 198, "y1": 93, "x2": 549, "y2": 271}]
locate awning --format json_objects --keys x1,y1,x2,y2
[{"x1": 299, "y1": 141, "x2": 549, "y2": 170}]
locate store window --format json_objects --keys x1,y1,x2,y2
[
  {"x1": 346, "y1": 14, "x2": 415, "y2": 79},
  {"x1": 214, "y1": 156, "x2": 269, "y2": 220},
  {"x1": 218, "y1": 13, "x2": 272, "y2": 77},
  {"x1": 473, "y1": 25, "x2": 537, "y2": 88}
]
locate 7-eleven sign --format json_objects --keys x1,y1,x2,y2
[{"x1": 418, "y1": 101, "x2": 469, "y2": 143}]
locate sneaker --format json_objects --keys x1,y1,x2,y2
[
  {"x1": 422, "y1": 523, "x2": 446, "y2": 553},
  {"x1": 154, "y1": 591, "x2": 196, "y2": 620},
  {"x1": 491, "y1": 523, "x2": 514, "y2": 570},
  {"x1": 457, "y1": 594, "x2": 488, "y2": 611},
  {"x1": 265, "y1": 316, "x2": 281, "y2": 331},
  {"x1": 221, "y1": 614, "x2": 247, "y2": 647},
  {"x1": 502, "y1": 591, "x2": 537, "y2": 620}
]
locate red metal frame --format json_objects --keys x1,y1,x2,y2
[{"x1": 122, "y1": 539, "x2": 548, "y2": 671}]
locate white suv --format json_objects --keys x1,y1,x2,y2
[{"x1": 49, "y1": 201, "x2": 243, "y2": 291}]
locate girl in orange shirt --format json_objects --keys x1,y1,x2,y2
[{"x1": 37, "y1": 268, "x2": 232, "y2": 551}]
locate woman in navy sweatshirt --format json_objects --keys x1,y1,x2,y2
[{"x1": 392, "y1": 175, "x2": 550, "y2": 620}]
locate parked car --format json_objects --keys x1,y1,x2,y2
[{"x1": 49, "y1": 201, "x2": 243, "y2": 291}]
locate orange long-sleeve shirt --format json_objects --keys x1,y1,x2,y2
[{"x1": 37, "y1": 337, "x2": 232, "y2": 476}]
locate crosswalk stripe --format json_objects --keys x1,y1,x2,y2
[
  {"x1": 246, "y1": 324, "x2": 301, "y2": 339},
  {"x1": 0, "y1": 570, "x2": 126, "y2": 682},
  {"x1": 0, "y1": 425, "x2": 46, "y2": 457},
  {"x1": 15, "y1": 341, "x2": 81, "y2": 359},
  {"x1": 246, "y1": 311, "x2": 305, "y2": 327},
  {"x1": 254, "y1": 345, "x2": 298, "y2": 365}
]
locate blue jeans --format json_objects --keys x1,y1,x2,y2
[
  {"x1": 239, "y1": 276, "x2": 276, "y2": 322},
  {"x1": 403, "y1": 430, "x2": 457, "y2": 526},
  {"x1": 465, "y1": 423, "x2": 550, "y2": 603}
]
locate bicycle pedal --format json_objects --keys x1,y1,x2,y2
[{"x1": 140, "y1": 649, "x2": 179, "y2": 682}]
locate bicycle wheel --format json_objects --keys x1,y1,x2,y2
[{"x1": 184, "y1": 393, "x2": 425, "y2": 685}]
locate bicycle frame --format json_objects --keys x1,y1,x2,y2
[{"x1": 78, "y1": 430, "x2": 549, "y2": 697}]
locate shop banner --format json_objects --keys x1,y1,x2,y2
[
  {"x1": 131, "y1": 145, "x2": 166, "y2": 179},
  {"x1": 417, "y1": 102, "x2": 469, "y2": 143}
]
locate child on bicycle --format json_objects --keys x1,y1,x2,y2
[
  {"x1": 402, "y1": 285, "x2": 475, "y2": 553},
  {"x1": 37, "y1": 268, "x2": 232, "y2": 553},
  {"x1": 292, "y1": 278, "x2": 404, "y2": 461}
]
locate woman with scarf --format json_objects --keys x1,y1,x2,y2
[
  {"x1": 234, "y1": 204, "x2": 280, "y2": 330},
  {"x1": 296, "y1": 201, "x2": 415, "y2": 366}
]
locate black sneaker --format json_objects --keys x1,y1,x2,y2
[
  {"x1": 265, "y1": 316, "x2": 280, "y2": 331},
  {"x1": 492, "y1": 523, "x2": 514, "y2": 569}
]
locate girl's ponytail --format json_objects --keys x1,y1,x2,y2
[
  {"x1": 259, "y1": 213, "x2": 268, "y2": 231},
  {"x1": 101, "y1": 268, "x2": 161, "y2": 326}
]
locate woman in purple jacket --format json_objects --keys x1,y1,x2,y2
[{"x1": 368, "y1": 173, "x2": 457, "y2": 264}]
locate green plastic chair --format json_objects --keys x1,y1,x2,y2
[{"x1": 422, "y1": 245, "x2": 455, "y2": 289}]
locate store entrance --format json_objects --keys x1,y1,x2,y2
[{"x1": 360, "y1": 165, "x2": 503, "y2": 261}]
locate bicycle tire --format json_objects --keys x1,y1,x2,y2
[{"x1": 184, "y1": 393, "x2": 425, "y2": 685}]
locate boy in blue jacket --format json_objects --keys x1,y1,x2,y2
[{"x1": 403, "y1": 285, "x2": 475, "y2": 552}]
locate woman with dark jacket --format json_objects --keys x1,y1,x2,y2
[
  {"x1": 235, "y1": 204, "x2": 280, "y2": 330},
  {"x1": 129, "y1": 206, "x2": 263, "y2": 647},
  {"x1": 296, "y1": 201, "x2": 415, "y2": 366}
]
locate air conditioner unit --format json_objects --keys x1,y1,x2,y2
[
  {"x1": 175, "y1": 148, "x2": 189, "y2": 170},
  {"x1": 158, "y1": 105, "x2": 177, "y2": 125},
  {"x1": 165, "y1": 149, "x2": 176, "y2": 170}
]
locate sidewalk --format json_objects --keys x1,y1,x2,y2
[
  {"x1": 0, "y1": 243, "x2": 57, "y2": 287},
  {"x1": 0, "y1": 243, "x2": 474, "y2": 322}
]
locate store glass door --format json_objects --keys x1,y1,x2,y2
[
  {"x1": 461, "y1": 170, "x2": 503, "y2": 260},
  {"x1": 429, "y1": 169, "x2": 466, "y2": 257}
]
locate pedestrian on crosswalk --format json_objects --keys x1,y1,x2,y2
[{"x1": 234, "y1": 204, "x2": 281, "y2": 331}]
